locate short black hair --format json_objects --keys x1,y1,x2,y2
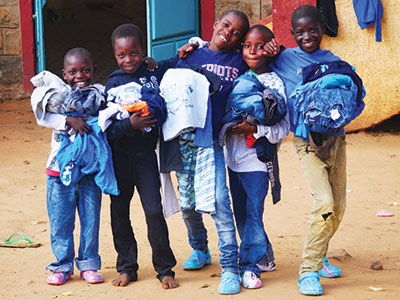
[
  {"x1": 111, "y1": 23, "x2": 144, "y2": 50},
  {"x1": 248, "y1": 25, "x2": 274, "y2": 41},
  {"x1": 63, "y1": 47, "x2": 93, "y2": 67},
  {"x1": 219, "y1": 10, "x2": 250, "y2": 33},
  {"x1": 291, "y1": 5, "x2": 323, "y2": 28}
]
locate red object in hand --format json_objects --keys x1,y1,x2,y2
[{"x1": 245, "y1": 132, "x2": 256, "y2": 147}]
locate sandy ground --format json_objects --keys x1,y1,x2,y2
[{"x1": 0, "y1": 99, "x2": 399, "y2": 300}]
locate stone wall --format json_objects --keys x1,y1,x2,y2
[
  {"x1": 215, "y1": 0, "x2": 272, "y2": 24},
  {"x1": 0, "y1": 0, "x2": 27, "y2": 100}
]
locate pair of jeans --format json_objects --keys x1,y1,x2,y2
[
  {"x1": 181, "y1": 139, "x2": 239, "y2": 273},
  {"x1": 110, "y1": 149, "x2": 176, "y2": 281},
  {"x1": 46, "y1": 174, "x2": 102, "y2": 274},
  {"x1": 293, "y1": 135, "x2": 346, "y2": 275},
  {"x1": 228, "y1": 169, "x2": 275, "y2": 277}
]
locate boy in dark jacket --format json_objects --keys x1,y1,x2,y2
[{"x1": 105, "y1": 24, "x2": 179, "y2": 289}]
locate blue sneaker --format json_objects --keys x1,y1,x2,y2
[
  {"x1": 182, "y1": 249, "x2": 211, "y2": 270},
  {"x1": 298, "y1": 272, "x2": 323, "y2": 296},
  {"x1": 218, "y1": 271, "x2": 240, "y2": 295},
  {"x1": 318, "y1": 257, "x2": 341, "y2": 278}
]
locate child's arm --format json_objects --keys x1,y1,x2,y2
[
  {"x1": 106, "y1": 111, "x2": 157, "y2": 140},
  {"x1": 143, "y1": 56, "x2": 158, "y2": 72},
  {"x1": 177, "y1": 37, "x2": 209, "y2": 58},
  {"x1": 263, "y1": 38, "x2": 281, "y2": 57},
  {"x1": 231, "y1": 118, "x2": 257, "y2": 134},
  {"x1": 253, "y1": 113, "x2": 290, "y2": 144},
  {"x1": 66, "y1": 115, "x2": 92, "y2": 135}
]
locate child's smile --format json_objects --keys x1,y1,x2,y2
[
  {"x1": 291, "y1": 16, "x2": 324, "y2": 53},
  {"x1": 210, "y1": 13, "x2": 247, "y2": 51}
]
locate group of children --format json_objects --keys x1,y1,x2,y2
[{"x1": 31, "y1": 4, "x2": 365, "y2": 296}]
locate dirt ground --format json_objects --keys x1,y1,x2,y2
[{"x1": 0, "y1": 99, "x2": 399, "y2": 300}]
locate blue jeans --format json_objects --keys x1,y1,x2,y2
[
  {"x1": 46, "y1": 174, "x2": 102, "y2": 274},
  {"x1": 228, "y1": 169, "x2": 274, "y2": 277},
  {"x1": 181, "y1": 140, "x2": 239, "y2": 273}
]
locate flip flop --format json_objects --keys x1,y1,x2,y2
[
  {"x1": 375, "y1": 210, "x2": 394, "y2": 217},
  {"x1": 0, "y1": 232, "x2": 40, "y2": 248}
]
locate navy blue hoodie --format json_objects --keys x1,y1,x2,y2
[{"x1": 105, "y1": 56, "x2": 178, "y2": 152}]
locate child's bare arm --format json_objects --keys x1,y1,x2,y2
[
  {"x1": 177, "y1": 36, "x2": 209, "y2": 58},
  {"x1": 143, "y1": 57, "x2": 159, "y2": 72},
  {"x1": 66, "y1": 115, "x2": 91, "y2": 135},
  {"x1": 129, "y1": 110, "x2": 157, "y2": 133},
  {"x1": 177, "y1": 43, "x2": 199, "y2": 58},
  {"x1": 263, "y1": 38, "x2": 280, "y2": 57},
  {"x1": 231, "y1": 118, "x2": 257, "y2": 135}
]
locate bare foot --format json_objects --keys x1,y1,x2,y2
[
  {"x1": 112, "y1": 273, "x2": 131, "y2": 287},
  {"x1": 161, "y1": 276, "x2": 178, "y2": 289}
]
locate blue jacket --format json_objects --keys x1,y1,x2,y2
[{"x1": 57, "y1": 116, "x2": 119, "y2": 196}]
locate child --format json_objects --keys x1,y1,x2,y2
[
  {"x1": 30, "y1": 48, "x2": 108, "y2": 285},
  {"x1": 175, "y1": 10, "x2": 250, "y2": 295},
  {"x1": 264, "y1": 5, "x2": 365, "y2": 296},
  {"x1": 221, "y1": 25, "x2": 289, "y2": 289},
  {"x1": 105, "y1": 24, "x2": 178, "y2": 289}
]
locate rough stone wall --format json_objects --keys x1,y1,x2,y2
[
  {"x1": 321, "y1": 0, "x2": 400, "y2": 130},
  {"x1": 0, "y1": 0, "x2": 26, "y2": 100},
  {"x1": 215, "y1": 0, "x2": 272, "y2": 24}
]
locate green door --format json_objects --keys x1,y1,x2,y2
[{"x1": 147, "y1": 0, "x2": 199, "y2": 60}]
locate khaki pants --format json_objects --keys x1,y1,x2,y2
[{"x1": 293, "y1": 135, "x2": 346, "y2": 275}]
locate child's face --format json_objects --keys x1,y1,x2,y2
[
  {"x1": 291, "y1": 16, "x2": 324, "y2": 53},
  {"x1": 209, "y1": 13, "x2": 247, "y2": 52},
  {"x1": 242, "y1": 29, "x2": 271, "y2": 74},
  {"x1": 113, "y1": 36, "x2": 144, "y2": 74},
  {"x1": 62, "y1": 55, "x2": 93, "y2": 88}
]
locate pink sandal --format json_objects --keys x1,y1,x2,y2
[
  {"x1": 46, "y1": 272, "x2": 71, "y2": 285},
  {"x1": 80, "y1": 270, "x2": 104, "y2": 284}
]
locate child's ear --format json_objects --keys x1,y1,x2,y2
[
  {"x1": 290, "y1": 28, "x2": 295, "y2": 37},
  {"x1": 62, "y1": 69, "x2": 67, "y2": 80},
  {"x1": 213, "y1": 20, "x2": 219, "y2": 30}
]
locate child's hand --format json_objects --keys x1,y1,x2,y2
[
  {"x1": 129, "y1": 110, "x2": 157, "y2": 133},
  {"x1": 143, "y1": 57, "x2": 158, "y2": 71},
  {"x1": 66, "y1": 116, "x2": 92, "y2": 135},
  {"x1": 263, "y1": 38, "x2": 280, "y2": 57},
  {"x1": 231, "y1": 118, "x2": 257, "y2": 135},
  {"x1": 177, "y1": 43, "x2": 199, "y2": 58}
]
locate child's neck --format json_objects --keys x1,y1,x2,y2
[
  {"x1": 209, "y1": 41, "x2": 235, "y2": 52},
  {"x1": 249, "y1": 66, "x2": 271, "y2": 76}
]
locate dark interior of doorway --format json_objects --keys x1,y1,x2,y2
[{"x1": 44, "y1": 0, "x2": 147, "y2": 85}]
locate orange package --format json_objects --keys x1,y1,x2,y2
[{"x1": 122, "y1": 100, "x2": 150, "y2": 117}]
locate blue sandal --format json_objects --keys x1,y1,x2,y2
[
  {"x1": 318, "y1": 257, "x2": 341, "y2": 278},
  {"x1": 182, "y1": 249, "x2": 211, "y2": 270},
  {"x1": 298, "y1": 272, "x2": 323, "y2": 296}
]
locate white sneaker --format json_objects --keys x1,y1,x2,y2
[
  {"x1": 242, "y1": 271, "x2": 262, "y2": 289},
  {"x1": 257, "y1": 261, "x2": 276, "y2": 272}
]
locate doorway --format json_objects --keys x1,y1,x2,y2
[
  {"x1": 43, "y1": 0, "x2": 147, "y2": 84},
  {"x1": 40, "y1": 0, "x2": 200, "y2": 85}
]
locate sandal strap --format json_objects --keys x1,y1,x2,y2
[{"x1": 5, "y1": 232, "x2": 33, "y2": 245}]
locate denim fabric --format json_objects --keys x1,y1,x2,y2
[
  {"x1": 228, "y1": 170, "x2": 274, "y2": 277},
  {"x1": 225, "y1": 72, "x2": 286, "y2": 126},
  {"x1": 181, "y1": 139, "x2": 239, "y2": 273},
  {"x1": 290, "y1": 74, "x2": 362, "y2": 140},
  {"x1": 46, "y1": 174, "x2": 102, "y2": 274}
]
